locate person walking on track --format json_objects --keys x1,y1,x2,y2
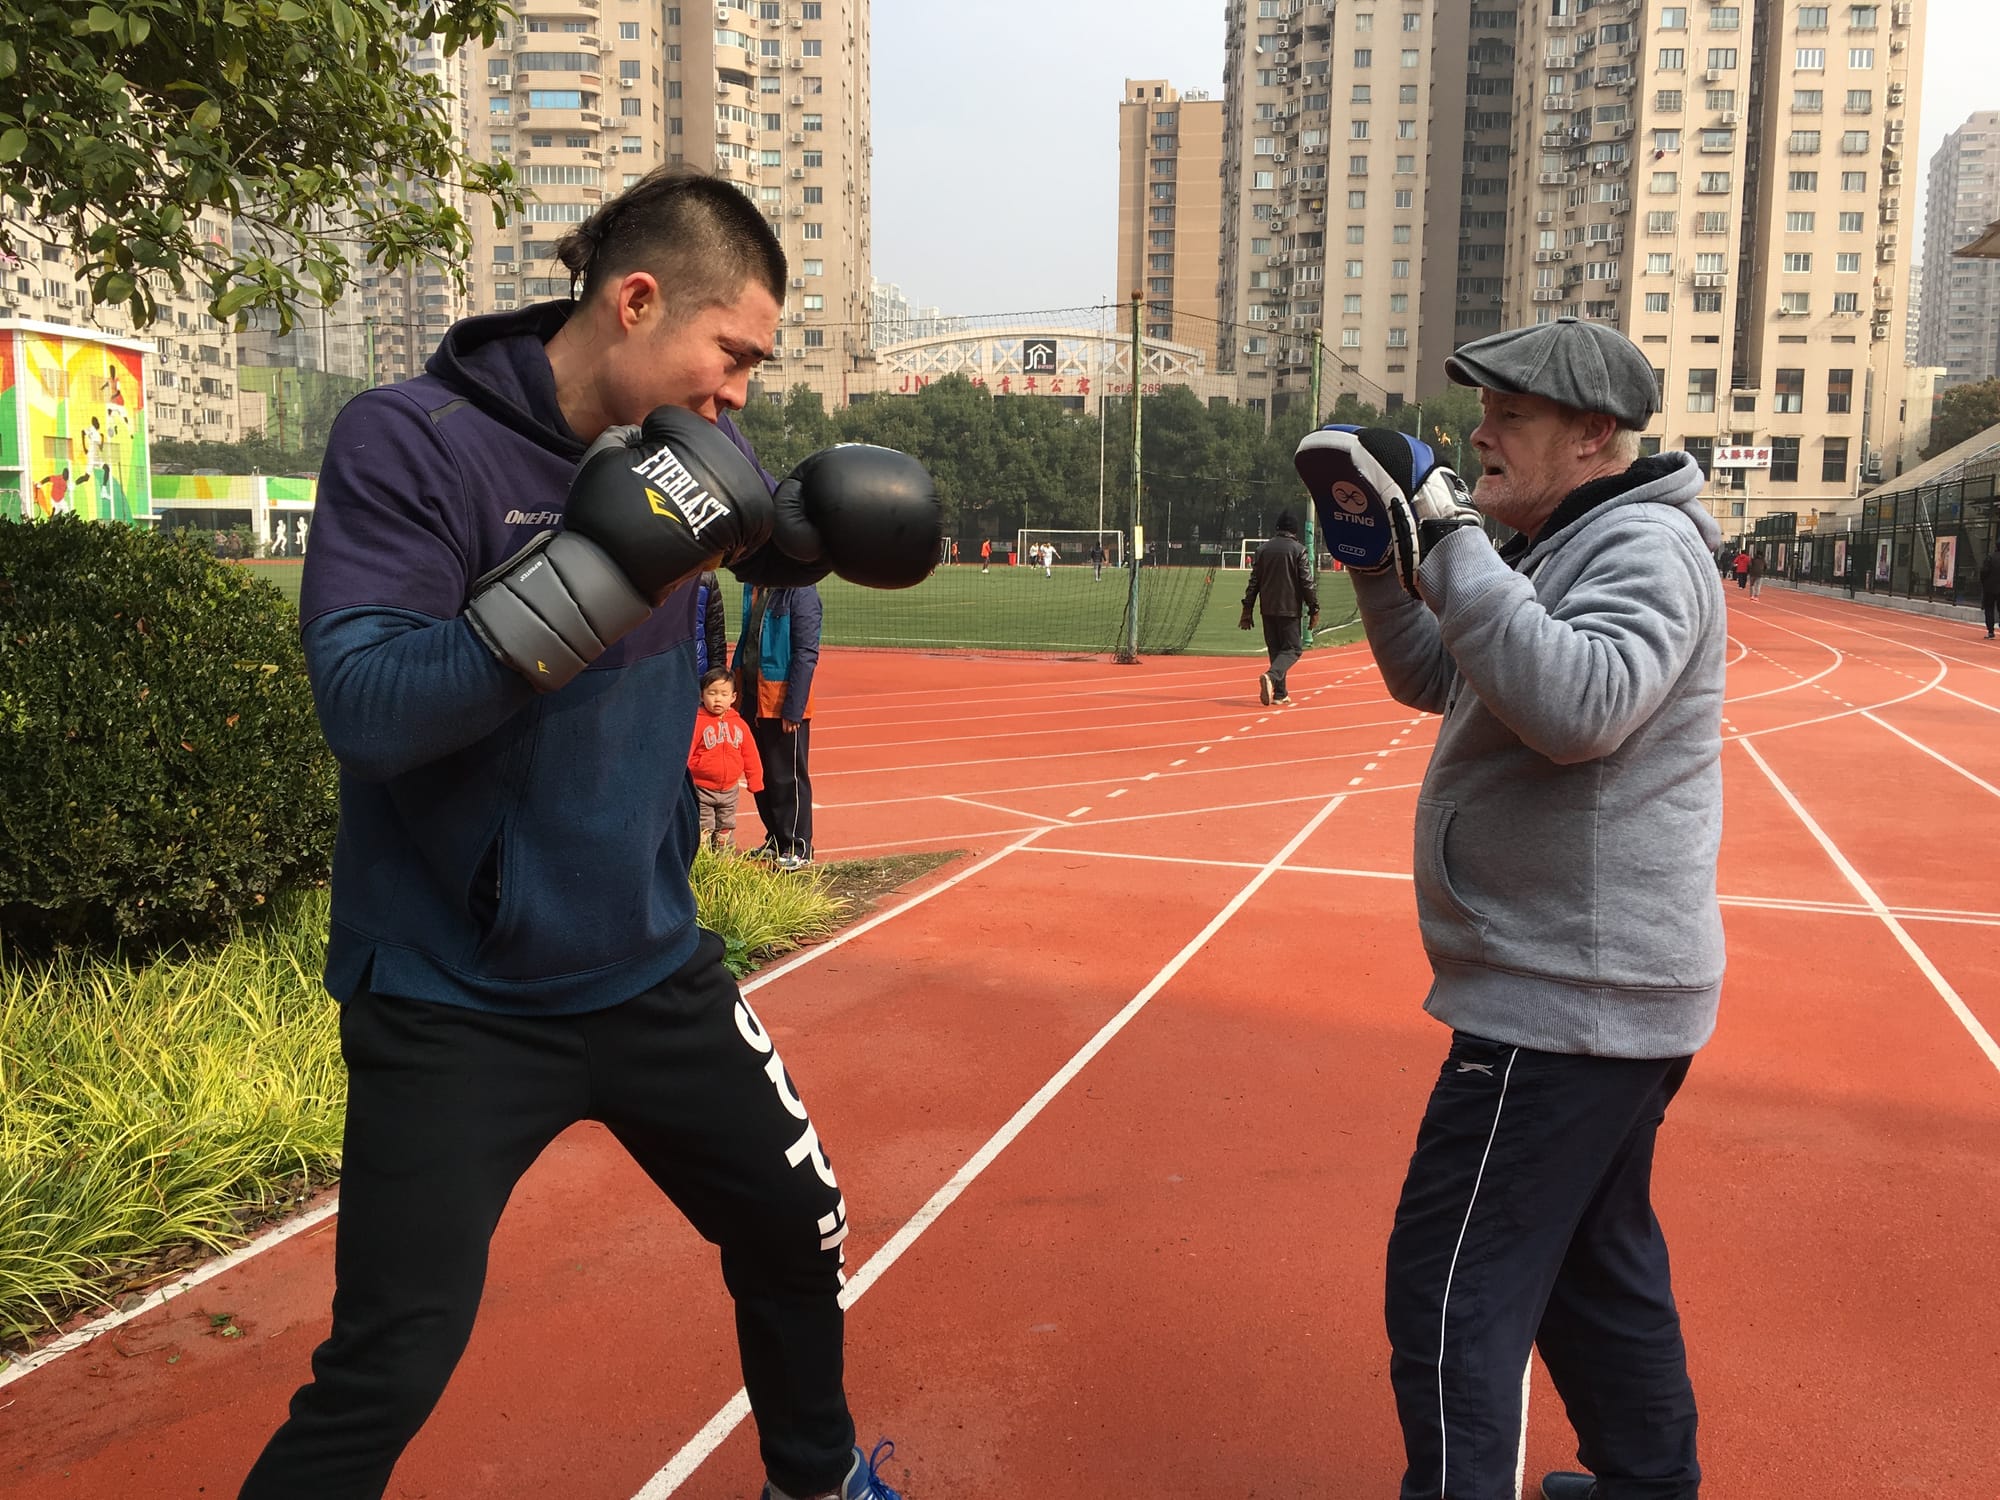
[
  {"x1": 1295, "y1": 316, "x2": 1724, "y2": 1500},
  {"x1": 1239, "y1": 510, "x2": 1318, "y2": 706},
  {"x1": 1981, "y1": 538, "x2": 1999, "y2": 639},
  {"x1": 240, "y1": 166, "x2": 935, "y2": 1500}
]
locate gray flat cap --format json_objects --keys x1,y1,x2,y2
[{"x1": 1444, "y1": 316, "x2": 1660, "y2": 430}]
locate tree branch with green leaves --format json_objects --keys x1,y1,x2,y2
[{"x1": 0, "y1": 0, "x2": 525, "y2": 330}]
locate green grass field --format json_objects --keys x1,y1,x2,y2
[{"x1": 234, "y1": 558, "x2": 1362, "y2": 657}]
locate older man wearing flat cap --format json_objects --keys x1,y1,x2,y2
[{"x1": 1295, "y1": 318, "x2": 1725, "y2": 1500}]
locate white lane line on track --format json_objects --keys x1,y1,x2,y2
[
  {"x1": 813, "y1": 713, "x2": 1422, "y2": 780},
  {"x1": 0, "y1": 1203, "x2": 342, "y2": 1390},
  {"x1": 942, "y1": 793, "x2": 1065, "y2": 826},
  {"x1": 1108, "y1": 788, "x2": 1127, "y2": 799},
  {"x1": 1863, "y1": 712, "x2": 2000, "y2": 801},
  {"x1": 629, "y1": 795, "x2": 1353, "y2": 1498},
  {"x1": 1170, "y1": 758, "x2": 1188, "y2": 767},
  {"x1": 0, "y1": 833, "x2": 1052, "y2": 1391},
  {"x1": 1762, "y1": 598, "x2": 2000, "y2": 678},
  {"x1": 1014, "y1": 848, "x2": 2000, "y2": 925},
  {"x1": 1739, "y1": 738, "x2": 2000, "y2": 1077},
  {"x1": 1940, "y1": 685, "x2": 2000, "y2": 716},
  {"x1": 1142, "y1": 772, "x2": 1160, "y2": 782},
  {"x1": 1067, "y1": 807, "x2": 1091, "y2": 819}
]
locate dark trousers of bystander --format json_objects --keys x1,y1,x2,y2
[
  {"x1": 1983, "y1": 590, "x2": 1998, "y2": 637},
  {"x1": 1384, "y1": 1032, "x2": 1700, "y2": 1500},
  {"x1": 751, "y1": 717, "x2": 814, "y2": 860},
  {"x1": 238, "y1": 932, "x2": 855, "y2": 1500},
  {"x1": 1261, "y1": 614, "x2": 1303, "y2": 701}
]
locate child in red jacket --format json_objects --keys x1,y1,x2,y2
[{"x1": 687, "y1": 667, "x2": 764, "y2": 853}]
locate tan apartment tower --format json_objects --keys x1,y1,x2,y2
[
  {"x1": 1220, "y1": 1, "x2": 1449, "y2": 421},
  {"x1": 1918, "y1": 111, "x2": 2000, "y2": 388},
  {"x1": 1504, "y1": 0, "x2": 1925, "y2": 536},
  {"x1": 1118, "y1": 80, "x2": 1226, "y2": 375},
  {"x1": 470, "y1": 0, "x2": 871, "y2": 411}
]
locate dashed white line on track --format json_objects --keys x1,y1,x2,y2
[{"x1": 1067, "y1": 806, "x2": 1091, "y2": 819}]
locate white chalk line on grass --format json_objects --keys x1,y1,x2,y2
[
  {"x1": 0, "y1": 1202, "x2": 342, "y2": 1391},
  {"x1": 1739, "y1": 738, "x2": 2000, "y2": 1077},
  {"x1": 630, "y1": 793, "x2": 1353, "y2": 1498},
  {"x1": 1, "y1": 833, "x2": 1051, "y2": 1392}
]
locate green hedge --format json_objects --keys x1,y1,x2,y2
[{"x1": 0, "y1": 518, "x2": 336, "y2": 953}]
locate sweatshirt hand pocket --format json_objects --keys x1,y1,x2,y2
[{"x1": 1414, "y1": 796, "x2": 1485, "y2": 940}]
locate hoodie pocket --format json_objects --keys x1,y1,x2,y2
[
  {"x1": 469, "y1": 819, "x2": 523, "y2": 959},
  {"x1": 1413, "y1": 796, "x2": 1485, "y2": 960}
]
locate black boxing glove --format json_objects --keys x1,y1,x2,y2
[
  {"x1": 763, "y1": 444, "x2": 943, "y2": 590},
  {"x1": 465, "y1": 407, "x2": 775, "y2": 691}
]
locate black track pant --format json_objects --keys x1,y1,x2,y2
[
  {"x1": 1385, "y1": 1033, "x2": 1699, "y2": 1500},
  {"x1": 1262, "y1": 614, "x2": 1303, "y2": 699},
  {"x1": 239, "y1": 931, "x2": 854, "y2": 1500},
  {"x1": 751, "y1": 716, "x2": 814, "y2": 859},
  {"x1": 1983, "y1": 589, "x2": 1998, "y2": 636}
]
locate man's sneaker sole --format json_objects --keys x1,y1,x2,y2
[{"x1": 1258, "y1": 672, "x2": 1274, "y2": 705}]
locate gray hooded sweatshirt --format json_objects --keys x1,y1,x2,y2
[{"x1": 1353, "y1": 451, "x2": 1726, "y2": 1059}]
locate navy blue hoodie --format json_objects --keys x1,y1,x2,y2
[{"x1": 300, "y1": 303, "x2": 767, "y2": 1014}]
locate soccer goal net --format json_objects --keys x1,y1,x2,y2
[
  {"x1": 1015, "y1": 528, "x2": 1125, "y2": 569},
  {"x1": 1226, "y1": 537, "x2": 1269, "y2": 569}
]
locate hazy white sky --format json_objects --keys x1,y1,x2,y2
[{"x1": 869, "y1": 0, "x2": 1988, "y2": 314}]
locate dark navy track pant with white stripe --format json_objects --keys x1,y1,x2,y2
[{"x1": 1385, "y1": 1032, "x2": 1700, "y2": 1500}]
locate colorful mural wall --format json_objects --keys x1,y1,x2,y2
[
  {"x1": 150, "y1": 472, "x2": 318, "y2": 556},
  {"x1": 0, "y1": 322, "x2": 151, "y2": 524}
]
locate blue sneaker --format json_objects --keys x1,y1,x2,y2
[{"x1": 762, "y1": 1439, "x2": 903, "y2": 1500}]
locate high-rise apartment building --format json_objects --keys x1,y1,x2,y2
[
  {"x1": 1220, "y1": 1, "x2": 1449, "y2": 418},
  {"x1": 1506, "y1": 0, "x2": 1923, "y2": 530},
  {"x1": 465, "y1": 1, "x2": 870, "y2": 408},
  {"x1": 1422, "y1": 4, "x2": 1519, "y2": 358},
  {"x1": 1118, "y1": 80, "x2": 1226, "y2": 374},
  {"x1": 1917, "y1": 111, "x2": 2000, "y2": 388}
]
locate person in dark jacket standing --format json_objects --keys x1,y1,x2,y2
[
  {"x1": 1239, "y1": 511, "x2": 1319, "y2": 705},
  {"x1": 693, "y1": 567, "x2": 728, "y2": 675},
  {"x1": 1981, "y1": 539, "x2": 2000, "y2": 639},
  {"x1": 737, "y1": 581, "x2": 822, "y2": 870},
  {"x1": 239, "y1": 169, "x2": 935, "y2": 1500}
]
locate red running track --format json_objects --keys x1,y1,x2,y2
[{"x1": 3, "y1": 591, "x2": 1997, "y2": 1499}]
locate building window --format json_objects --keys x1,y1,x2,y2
[
  {"x1": 1827, "y1": 368, "x2": 1853, "y2": 413},
  {"x1": 1775, "y1": 368, "x2": 1805, "y2": 412},
  {"x1": 1645, "y1": 292, "x2": 1670, "y2": 312},
  {"x1": 1849, "y1": 48, "x2": 1874, "y2": 68},
  {"x1": 1660, "y1": 6, "x2": 1686, "y2": 25},
  {"x1": 1780, "y1": 291, "x2": 1811, "y2": 314},
  {"x1": 1788, "y1": 131, "x2": 1820, "y2": 153},
  {"x1": 1799, "y1": 6, "x2": 1829, "y2": 27},
  {"x1": 803, "y1": 328, "x2": 825, "y2": 347},
  {"x1": 1693, "y1": 292, "x2": 1723, "y2": 313},
  {"x1": 1822, "y1": 437, "x2": 1850, "y2": 483},
  {"x1": 1769, "y1": 437, "x2": 1800, "y2": 483},
  {"x1": 1782, "y1": 252, "x2": 1813, "y2": 272},
  {"x1": 1688, "y1": 368, "x2": 1717, "y2": 413},
  {"x1": 1797, "y1": 47, "x2": 1826, "y2": 69},
  {"x1": 1789, "y1": 170, "x2": 1819, "y2": 190},
  {"x1": 1707, "y1": 49, "x2": 1737, "y2": 70},
  {"x1": 1354, "y1": 48, "x2": 1372, "y2": 66},
  {"x1": 1659, "y1": 47, "x2": 1686, "y2": 69},
  {"x1": 803, "y1": 223, "x2": 822, "y2": 238},
  {"x1": 1833, "y1": 291, "x2": 1859, "y2": 312},
  {"x1": 1838, "y1": 210, "x2": 1864, "y2": 230}
]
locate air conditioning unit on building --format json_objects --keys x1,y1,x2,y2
[
  {"x1": 791, "y1": 276, "x2": 805, "y2": 288},
  {"x1": 716, "y1": 3, "x2": 731, "y2": 21},
  {"x1": 1275, "y1": 152, "x2": 1287, "y2": 162},
  {"x1": 790, "y1": 166, "x2": 805, "y2": 178},
  {"x1": 1693, "y1": 273, "x2": 1722, "y2": 287},
  {"x1": 1720, "y1": 110, "x2": 1738, "y2": 125},
  {"x1": 789, "y1": 93, "x2": 804, "y2": 105},
  {"x1": 790, "y1": 312, "x2": 805, "y2": 323},
  {"x1": 789, "y1": 131, "x2": 805, "y2": 143},
  {"x1": 788, "y1": 56, "x2": 804, "y2": 68},
  {"x1": 1704, "y1": 69, "x2": 1723, "y2": 83}
]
